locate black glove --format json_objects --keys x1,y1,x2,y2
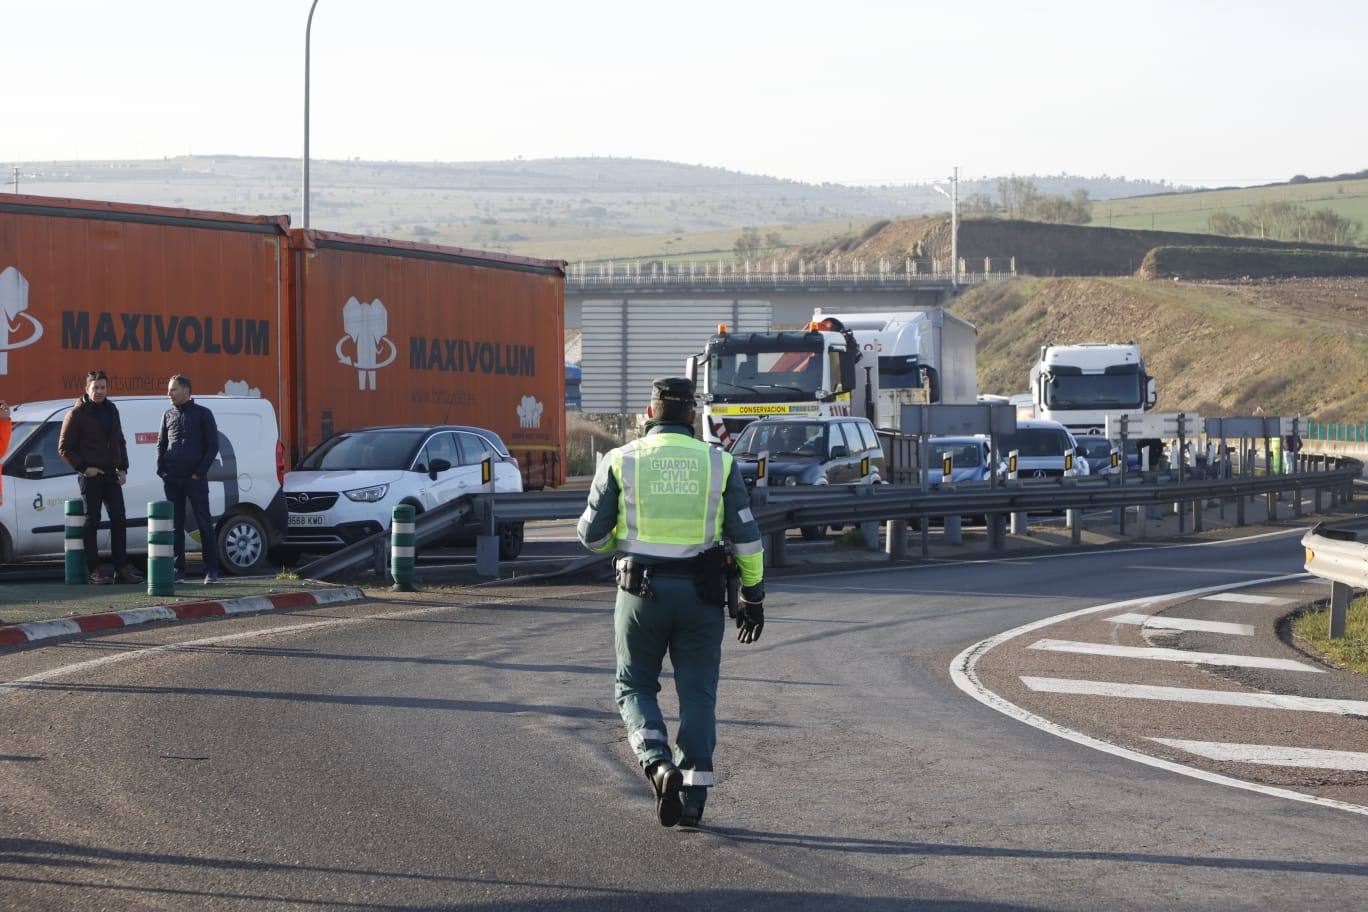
[{"x1": 736, "y1": 583, "x2": 764, "y2": 644}]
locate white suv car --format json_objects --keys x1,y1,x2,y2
[{"x1": 283, "y1": 425, "x2": 525, "y2": 559}]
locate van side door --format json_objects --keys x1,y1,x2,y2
[{"x1": 9, "y1": 422, "x2": 79, "y2": 559}]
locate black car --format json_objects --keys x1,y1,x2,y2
[{"x1": 728, "y1": 416, "x2": 885, "y2": 540}]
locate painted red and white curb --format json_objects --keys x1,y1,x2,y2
[{"x1": 0, "y1": 587, "x2": 365, "y2": 648}]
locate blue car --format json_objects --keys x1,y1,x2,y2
[{"x1": 927, "y1": 436, "x2": 996, "y2": 486}]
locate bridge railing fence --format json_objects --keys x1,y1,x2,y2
[{"x1": 565, "y1": 256, "x2": 1017, "y2": 287}]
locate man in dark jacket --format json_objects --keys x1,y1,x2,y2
[
  {"x1": 158, "y1": 374, "x2": 221, "y2": 584},
  {"x1": 58, "y1": 370, "x2": 143, "y2": 585}
]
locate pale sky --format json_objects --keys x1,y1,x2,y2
[{"x1": 3, "y1": 0, "x2": 1363, "y2": 187}]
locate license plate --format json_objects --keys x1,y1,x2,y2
[{"x1": 288, "y1": 514, "x2": 326, "y2": 527}]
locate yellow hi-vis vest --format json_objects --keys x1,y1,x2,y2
[{"x1": 611, "y1": 433, "x2": 729, "y2": 560}]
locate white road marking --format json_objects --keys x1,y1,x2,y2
[
  {"x1": 1149, "y1": 739, "x2": 1368, "y2": 771},
  {"x1": 1201, "y1": 592, "x2": 1294, "y2": 605},
  {"x1": 1106, "y1": 613, "x2": 1255, "y2": 636},
  {"x1": 1027, "y1": 639, "x2": 1321, "y2": 673},
  {"x1": 1020, "y1": 677, "x2": 1368, "y2": 715},
  {"x1": 950, "y1": 573, "x2": 1368, "y2": 820}
]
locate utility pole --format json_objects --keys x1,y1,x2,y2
[
  {"x1": 10, "y1": 167, "x2": 17, "y2": 194},
  {"x1": 302, "y1": 0, "x2": 320, "y2": 228},
  {"x1": 932, "y1": 166, "x2": 960, "y2": 286}
]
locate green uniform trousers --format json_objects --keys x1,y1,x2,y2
[{"x1": 614, "y1": 573, "x2": 723, "y2": 792}]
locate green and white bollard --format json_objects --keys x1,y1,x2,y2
[
  {"x1": 391, "y1": 503, "x2": 417, "y2": 592},
  {"x1": 64, "y1": 499, "x2": 86, "y2": 584},
  {"x1": 147, "y1": 500, "x2": 175, "y2": 596}
]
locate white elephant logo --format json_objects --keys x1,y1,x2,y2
[
  {"x1": 0, "y1": 266, "x2": 45, "y2": 376},
  {"x1": 517, "y1": 395, "x2": 544, "y2": 429},
  {"x1": 336, "y1": 296, "x2": 397, "y2": 391}
]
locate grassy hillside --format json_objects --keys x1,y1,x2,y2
[
  {"x1": 0, "y1": 154, "x2": 1181, "y2": 263},
  {"x1": 807, "y1": 217, "x2": 1349, "y2": 277},
  {"x1": 1095, "y1": 178, "x2": 1368, "y2": 239},
  {"x1": 950, "y1": 277, "x2": 1368, "y2": 420}
]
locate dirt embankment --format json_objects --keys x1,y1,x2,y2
[
  {"x1": 951, "y1": 277, "x2": 1368, "y2": 420},
  {"x1": 811, "y1": 217, "x2": 1351, "y2": 277}
]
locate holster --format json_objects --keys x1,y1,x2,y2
[
  {"x1": 725, "y1": 553, "x2": 741, "y2": 619},
  {"x1": 614, "y1": 556, "x2": 651, "y2": 598},
  {"x1": 694, "y1": 546, "x2": 728, "y2": 609}
]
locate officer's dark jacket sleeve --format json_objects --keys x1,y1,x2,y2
[
  {"x1": 721, "y1": 460, "x2": 764, "y2": 587},
  {"x1": 576, "y1": 453, "x2": 621, "y2": 554}
]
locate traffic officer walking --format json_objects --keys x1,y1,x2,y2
[{"x1": 577, "y1": 377, "x2": 765, "y2": 828}]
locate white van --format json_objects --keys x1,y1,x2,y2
[{"x1": 1, "y1": 396, "x2": 286, "y2": 574}]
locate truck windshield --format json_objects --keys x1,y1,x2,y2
[
  {"x1": 710, "y1": 343, "x2": 826, "y2": 399},
  {"x1": 300, "y1": 430, "x2": 426, "y2": 470},
  {"x1": 2, "y1": 422, "x2": 40, "y2": 464},
  {"x1": 1044, "y1": 372, "x2": 1143, "y2": 410}
]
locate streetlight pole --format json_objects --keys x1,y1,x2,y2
[
  {"x1": 302, "y1": 0, "x2": 320, "y2": 228},
  {"x1": 932, "y1": 166, "x2": 960, "y2": 286}
]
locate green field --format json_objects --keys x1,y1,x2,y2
[{"x1": 1093, "y1": 178, "x2": 1368, "y2": 240}]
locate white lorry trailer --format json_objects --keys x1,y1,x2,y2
[
  {"x1": 817, "y1": 309, "x2": 977, "y2": 429},
  {"x1": 1029, "y1": 342, "x2": 1158, "y2": 436}
]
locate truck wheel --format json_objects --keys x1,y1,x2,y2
[
  {"x1": 498, "y1": 521, "x2": 525, "y2": 560},
  {"x1": 218, "y1": 513, "x2": 268, "y2": 575}
]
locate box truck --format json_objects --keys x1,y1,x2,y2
[
  {"x1": 815, "y1": 309, "x2": 977, "y2": 429},
  {"x1": 0, "y1": 193, "x2": 567, "y2": 564}
]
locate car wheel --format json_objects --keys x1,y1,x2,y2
[
  {"x1": 800, "y1": 525, "x2": 825, "y2": 542},
  {"x1": 498, "y1": 521, "x2": 525, "y2": 560},
  {"x1": 218, "y1": 512, "x2": 268, "y2": 575}
]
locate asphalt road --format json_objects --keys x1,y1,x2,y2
[{"x1": 2, "y1": 527, "x2": 1366, "y2": 910}]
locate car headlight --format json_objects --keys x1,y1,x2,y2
[
  {"x1": 784, "y1": 475, "x2": 798, "y2": 486},
  {"x1": 344, "y1": 484, "x2": 389, "y2": 502}
]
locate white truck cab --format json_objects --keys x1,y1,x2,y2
[
  {"x1": 0, "y1": 395, "x2": 287, "y2": 574},
  {"x1": 1029, "y1": 343, "x2": 1158, "y2": 437},
  {"x1": 688, "y1": 318, "x2": 871, "y2": 447}
]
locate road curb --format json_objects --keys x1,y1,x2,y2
[{"x1": 0, "y1": 587, "x2": 366, "y2": 649}]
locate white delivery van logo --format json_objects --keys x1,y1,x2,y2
[
  {"x1": 336, "y1": 296, "x2": 397, "y2": 391},
  {"x1": 0, "y1": 266, "x2": 44, "y2": 376},
  {"x1": 517, "y1": 395, "x2": 544, "y2": 429}
]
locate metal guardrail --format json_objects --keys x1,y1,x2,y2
[
  {"x1": 300, "y1": 456, "x2": 1361, "y2": 584},
  {"x1": 1302, "y1": 521, "x2": 1367, "y2": 639}
]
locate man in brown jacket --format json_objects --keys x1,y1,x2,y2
[{"x1": 58, "y1": 370, "x2": 143, "y2": 585}]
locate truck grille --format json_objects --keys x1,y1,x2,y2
[{"x1": 286, "y1": 492, "x2": 339, "y2": 513}]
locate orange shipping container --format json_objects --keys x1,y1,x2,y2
[
  {"x1": 0, "y1": 194, "x2": 292, "y2": 426},
  {"x1": 289, "y1": 230, "x2": 566, "y2": 488}
]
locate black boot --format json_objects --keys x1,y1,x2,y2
[
  {"x1": 679, "y1": 787, "x2": 706, "y2": 828},
  {"x1": 646, "y1": 760, "x2": 683, "y2": 828}
]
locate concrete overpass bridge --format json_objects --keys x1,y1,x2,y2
[{"x1": 565, "y1": 256, "x2": 1016, "y2": 329}]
